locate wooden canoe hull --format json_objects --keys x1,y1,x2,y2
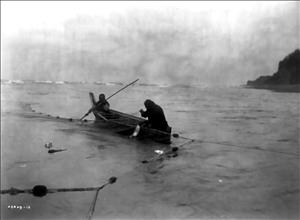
[{"x1": 89, "y1": 92, "x2": 171, "y2": 144}]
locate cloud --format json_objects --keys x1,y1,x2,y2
[{"x1": 2, "y1": 2, "x2": 299, "y2": 86}]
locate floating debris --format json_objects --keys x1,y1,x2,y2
[
  {"x1": 154, "y1": 150, "x2": 164, "y2": 155},
  {"x1": 48, "y1": 149, "x2": 67, "y2": 154},
  {"x1": 44, "y1": 142, "x2": 53, "y2": 149},
  {"x1": 142, "y1": 147, "x2": 180, "y2": 163}
]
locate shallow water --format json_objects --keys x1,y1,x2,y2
[{"x1": 1, "y1": 82, "x2": 299, "y2": 219}]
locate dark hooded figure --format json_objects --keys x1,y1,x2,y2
[
  {"x1": 139, "y1": 99, "x2": 169, "y2": 132},
  {"x1": 95, "y1": 93, "x2": 110, "y2": 112}
]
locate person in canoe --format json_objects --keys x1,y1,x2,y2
[
  {"x1": 80, "y1": 93, "x2": 111, "y2": 121},
  {"x1": 140, "y1": 99, "x2": 169, "y2": 131},
  {"x1": 95, "y1": 93, "x2": 110, "y2": 112},
  {"x1": 130, "y1": 99, "x2": 170, "y2": 137}
]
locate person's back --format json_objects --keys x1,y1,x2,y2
[{"x1": 140, "y1": 99, "x2": 169, "y2": 132}]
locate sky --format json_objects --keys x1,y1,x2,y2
[{"x1": 1, "y1": 1, "x2": 299, "y2": 85}]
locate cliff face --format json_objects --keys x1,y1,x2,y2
[{"x1": 247, "y1": 49, "x2": 300, "y2": 86}]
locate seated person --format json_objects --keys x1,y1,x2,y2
[
  {"x1": 139, "y1": 99, "x2": 169, "y2": 132},
  {"x1": 95, "y1": 93, "x2": 110, "y2": 112}
]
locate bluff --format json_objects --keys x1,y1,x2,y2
[{"x1": 247, "y1": 49, "x2": 300, "y2": 86}]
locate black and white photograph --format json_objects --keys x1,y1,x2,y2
[{"x1": 1, "y1": 1, "x2": 299, "y2": 219}]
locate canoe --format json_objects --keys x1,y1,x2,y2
[{"x1": 89, "y1": 92, "x2": 172, "y2": 144}]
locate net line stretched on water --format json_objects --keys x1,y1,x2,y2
[{"x1": 1, "y1": 177, "x2": 117, "y2": 220}]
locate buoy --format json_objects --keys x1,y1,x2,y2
[
  {"x1": 83, "y1": 119, "x2": 87, "y2": 122},
  {"x1": 32, "y1": 185, "x2": 48, "y2": 197},
  {"x1": 172, "y1": 147, "x2": 178, "y2": 152},
  {"x1": 69, "y1": 118, "x2": 73, "y2": 122},
  {"x1": 172, "y1": 133, "x2": 179, "y2": 138},
  {"x1": 108, "y1": 177, "x2": 117, "y2": 184},
  {"x1": 56, "y1": 116, "x2": 60, "y2": 119}
]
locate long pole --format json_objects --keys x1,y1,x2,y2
[
  {"x1": 106, "y1": 79, "x2": 139, "y2": 100},
  {"x1": 80, "y1": 79, "x2": 139, "y2": 120}
]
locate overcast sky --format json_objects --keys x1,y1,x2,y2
[{"x1": 1, "y1": 1, "x2": 299, "y2": 85}]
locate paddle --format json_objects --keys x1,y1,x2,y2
[{"x1": 80, "y1": 79, "x2": 139, "y2": 120}]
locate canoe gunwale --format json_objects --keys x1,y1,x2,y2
[
  {"x1": 92, "y1": 109, "x2": 171, "y2": 144},
  {"x1": 89, "y1": 92, "x2": 171, "y2": 144}
]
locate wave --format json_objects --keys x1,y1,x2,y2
[
  {"x1": 106, "y1": 82, "x2": 123, "y2": 86},
  {"x1": 93, "y1": 82, "x2": 124, "y2": 86},
  {"x1": 157, "y1": 84, "x2": 170, "y2": 88},
  {"x1": 170, "y1": 84, "x2": 211, "y2": 89},
  {"x1": 138, "y1": 83, "x2": 158, "y2": 87},
  {"x1": 54, "y1": 81, "x2": 65, "y2": 84},
  {"x1": 1, "y1": 80, "x2": 25, "y2": 84},
  {"x1": 64, "y1": 81, "x2": 87, "y2": 84},
  {"x1": 111, "y1": 82, "x2": 123, "y2": 86},
  {"x1": 94, "y1": 81, "x2": 105, "y2": 85},
  {"x1": 35, "y1": 80, "x2": 53, "y2": 84},
  {"x1": 171, "y1": 84, "x2": 193, "y2": 88}
]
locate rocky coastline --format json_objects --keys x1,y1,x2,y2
[{"x1": 246, "y1": 49, "x2": 300, "y2": 92}]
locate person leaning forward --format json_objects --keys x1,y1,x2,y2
[
  {"x1": 129, "y1": 99, "x2": 171, "y2": 138},
  {"x1": 139, "y1": 99, "x2": 169, "y2": 132}
]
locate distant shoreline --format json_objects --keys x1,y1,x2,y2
[{"x1": 244, "y1": 84, "x2": 300, "y2": 93}]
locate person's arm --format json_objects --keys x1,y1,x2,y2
[
  {"x1": 103, "y1": 102, "x2": 110, "y2": 111},
  {"x1": 91, "y1": 101, "x2": 101, "y2": 111},
  {"x1": 140, "y1": 109, "x2": 148, "y2": 118}
]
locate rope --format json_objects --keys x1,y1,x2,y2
[
  {"x1": 27, "y1": 108, "x2": 299, "y2": 158},
  {"x1": 155, "y1": 128, "x2": 299, "y2": 158},
  {"x1": 87, "y1": 185, "x2": 106, "y2": 220},
  {"x1": 1, "y1": 177, "x2": 117, "y2": 197},
  {"x1": 177, "y1": 139, "x2": 195, "y2": 147},
  {"x1": 1, "y1": 177, "x2": 117, "y2": 220},
  {"x1": 173, "y1": 134, "x2": 299, "y2": 158},
  {"x1": 201, "y1": 140, "x2": 300, "y2": 157},
  {"x1": 142, "y1": 130, "x2": 299, "y2": 163}
]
